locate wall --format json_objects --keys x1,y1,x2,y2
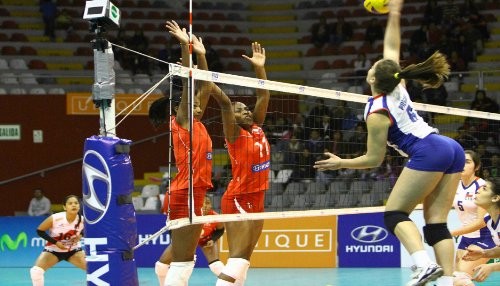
[{"x1": 0, "y1": 94, "x2": 168, "y2": 216}]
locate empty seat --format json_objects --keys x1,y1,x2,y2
[
  {"x1": 273, "y1": 169, "x2": 293, "y2": 184},
  {"x1": 9, "y1": 58, "x2": 28, "y2": 70},
  {"x1": 141, "y1": 184, "x2": 160, "y2": 198},
  {"x1": 127, "y1": 87, "x2": 145, "y2": 94},
  {"x1": 9, "y1": 88, "x2": 27, "y2": 95},
  {"x1": 1, "y1": 46, "x2": 17, "y2": 55},
  {"x1": 29, "y1": 59, "x2": 47, "y2": 69},
  {"x1": 0, "y1": 88, "x2": 7, "y2": 94},
  {"x1": 29, "y1": 88, "x2": 47, "y2": 95},
  {"x1": 0, "y1": 58, "x2": 8, "y2": 69},
  {"x1": 134, "y1": 73, "x2": 151, "y2": 84},
  {"x1": 1, "y1": 73, "x2": 18, "y2": 84},
  {"x1": 19, "y1": 46, "x2": 37, "y2": 55},
  {"x1": 48, "y1": 87, "x2": 66, "y2": 94},
  {"x1": 142, "y1": 197, "x2": 160, "y2": 211},
  {"x1": 132, "y1": 196, "x2": 144, "y2": 211},
  {"x1": 19, "y1": 73, "x2": 38, "y2": 84}
]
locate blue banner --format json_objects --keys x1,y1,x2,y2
[
  {"x1": 134, "y1": 214, "x2": 209, "y2": 268},
  {"x1": 338, "y1": 213, "x2": 401, "y2": 267},
  {"x1": 0, "y1": 216, "x2": 45, "y2": 267}
]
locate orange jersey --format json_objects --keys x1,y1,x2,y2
[
  {"x1": 226, "y1": 124, "x2": 270, "y2": 195},
  {"x1": 198, "y1": 209, "x2": 219, "y2": 246},
  {"x1": 170, "y1": 116, "x2": 213, "y2": 191}
]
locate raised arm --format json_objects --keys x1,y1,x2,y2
[
  {"x1": 383, "y1": 0, "x2": 403, "y2": 63},
  {"x1": 243, "y1": 42, "x2": 270, "y2": 126},
  {"x1": 165, "y1": 20, "x2": 190, "y2": 128},
  {"x1": 191, "y1": 35, "x2": 210, "y2": 117}
]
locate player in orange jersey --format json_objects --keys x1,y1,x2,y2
[{"x1": 207, "y1": 41, "x2": 271, "y2": 286}]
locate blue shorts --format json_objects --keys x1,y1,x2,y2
[
  {"x1": 457, "y1": 236, "x2": 497, "y2": 250},
  {"x1": 406, "y1": 134, "x2": 465, "y2": 174}
]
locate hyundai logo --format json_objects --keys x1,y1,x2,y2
[
  {"x1": 82, "y1": 150, "x2": 112, "y2": 225},
  {"x1": 351, "y1": 225, "x2": 388, "y2": 243}
]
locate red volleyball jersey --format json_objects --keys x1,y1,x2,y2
[
  {"x1": 170, "y1": 116, "x2": 213, "y2": 191},
  {"x1": 225, "y1": 124, "x2": 270, "y2": 195},
  {"x1": 198, "y1": 209, "x2": 219, "y2": 246}
]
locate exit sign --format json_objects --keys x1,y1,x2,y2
[{"x1": 0, "y1": 125, "x2": 21, "y2": 140}]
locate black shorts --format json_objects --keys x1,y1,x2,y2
[{"x1": 43, "y1": 248, "x2": 83, "y2": 262}]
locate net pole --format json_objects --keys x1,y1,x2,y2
[{"x1": 187, "y1": 0, "x2": 194, "y2": 224}]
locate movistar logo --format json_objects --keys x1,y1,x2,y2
[{"x1": 0, "y1": 232, "x2": 28, "y2": 251}]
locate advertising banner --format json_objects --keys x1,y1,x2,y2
[
  {"x1": 218, "y1": 216, "x2": 338, "y2": 267},
  {"x1": 0, "y1": 216, "x2": 45, "y2": 267},
  {"x1": 338, "y1": 212, "x2": 401, "y2": 267}
]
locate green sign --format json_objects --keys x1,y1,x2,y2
[
  {"x1": 0, "y1": 124, "x2": 21, "y2": 140},
  {"x1": 0, "y1": 232, "x2": 28, "y2": 251}
]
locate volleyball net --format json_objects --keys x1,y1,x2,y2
[{"x1": 143, "y1": 63, "x2": 500, "y2": 233}]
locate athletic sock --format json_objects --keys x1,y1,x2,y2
[
  {"x1": 411, "y1": 250, "x2": 433, "y2": 268},
  {"x1": 208, "y1": 260, "x2": 225, "y2": 277}
]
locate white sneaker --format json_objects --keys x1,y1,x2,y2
[{"x1": 406, "y1": 263, "x2": 443, "y2": 286}]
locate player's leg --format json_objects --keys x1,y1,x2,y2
[
  {"x1": 30, "y1": 252, "x2": 59, "y2": 286},
  {"x1": 164, "y1": 224, "x2": 202, "y2": 286},
  {"x1": 201, "y1": 243, "x2": 224, "y2": 276},
  {"x1": 67, "y1": 250, "x2": 87, "y2": 270},
  {"x1": 155, "y1": 244, "x2": 173, "y2": 286},
  {"x1": 384, "y1": 168, "x2": 445, "y2": 285},
  {"x1": 422, "y1": 172, "x2": 461, "y2": 285}
]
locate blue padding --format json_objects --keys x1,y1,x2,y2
[{"x1": 82, "y1": 135, "x2": 138, "y2": 286}]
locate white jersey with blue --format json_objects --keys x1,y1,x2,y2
[
  {"x1": 364, "y1": 84, "x2": 438, "y2": 157},
  {"x1": 484, "y1": 214, "x2": 500, "y2": 246},
  {"x1": 453, "y1": 177, "x2": 487, "y2": 238}
]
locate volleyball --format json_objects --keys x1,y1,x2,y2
[{"x1": 364, "y1": 0, "x2": 390, "y2": 14}]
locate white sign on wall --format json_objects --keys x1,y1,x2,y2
[{"x1": 0, "y1": 125, "x2": 21, "y2": 140}]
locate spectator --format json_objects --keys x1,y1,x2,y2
[
  {"x1": 329, "y1": 16, "x2": 353, "y2": 45},
  {"x1": 204, "y1": 39, "x2": 223, "y2": 72},
  {"x1": 409, "y1": 25, "x2": 428, "y2": 56},
  {"x1": 40, "y1": 0, "x2": 57, "y2": 41},
  {"x1": 347, "y1": 122, "x2": 367, "y2": 158},
  {"x1": 291, "y1": 148, "x2": 316, "y2": 183},
  {"x1": 283, "y1": 135, "x2": 304, "y2": 169},
  {"x1": 364, "y1": 18, "x2": 384, "y2": 46},
  {"x1": 305, "y1": 98, "x2": 332, "y2": 139},
  {"x1": 454, "y1": 126, "x2": 479, "y2": 150},
  {"x1": 470, "y1": 90, "x2": 499, "y2": 113},
  {"x1": 448, "y1": 51, "x2": 467, "y2": 72},
  {"x1": 424, "y1": 0, "x2": 443, "y2": 25},
  {"x1": 28, "y1": 189, "x2": 51, "y2": 216},
  {"x1": 310, "y1": 16, "x2": 331, "y2": 48},
  {"x1": 442, "y1": 0, "x2": 460, "y2": 26},
  {"x1": 423, "y1": 84, "x2": 447, "y2": 106},
  {"x1": 158, "y1": 41, "x2": 180, "y2": 72},
  {"x1": 352, "y1": 52, "x2": 371, "y2": 85},
  {"x1": 128, "y1": 30, "x2": 150, "y2": 75},
  {"x1": 306, "y1": 129, "x2": 325, "y2": 159},
  {"x1": 487, "y1": 154, "x2": 499, "y2": 178}
]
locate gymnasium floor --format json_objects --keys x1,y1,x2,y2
[{"x1": 2, "y1": 267, "x2": 499, "y2": 286}]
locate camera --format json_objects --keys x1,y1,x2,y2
[{"x1": 83, "y1": 0, "x2": 120, "y2": 29}]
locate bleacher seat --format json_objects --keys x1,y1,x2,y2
[
  {"x1": 48, "y1": 87, "x2": 66, "y2": 94},
  {"x1": 19, "y1": 73, "x2": 38, "y2": 84},
  {"x1": 141, "y1": 184, "x2": 160, "y2": 198},
  {"x1": 9, "y1": 88, "x2": 27, "y2": 95},
  {"x1": 29, "y1": 88, "x2": 47, "y2": 95},
  {"x1": 1, "y1": 46, "x2": 17, "y2": 55},
  {"x1": 0, "y1": 58, "x2": 9, "y2": 69},
  {"x1": 9, "y1": 58, "x2": 28, "y2": 70},
  {"x1": 0, "y1": 88, "x2": 7, "y2": 94},
  {"x1": 1, "y1": 73, "x2": 18, "y2": 84}
]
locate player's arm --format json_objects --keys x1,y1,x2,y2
[
  {"x1": 35, "y1": 215, "x2": 65, "y2": 250},
  {"x1": 191, "y1": 35, "x2": 210, "y2": 118},
  {"x1": 210, "y1": 222, "x2": 225, "y2": 244},
  {"x1": 315, "y1": 113, "x2": 389, "y2": 171},
  {"x1": 383, "y1": 0, "x2": 403, "y2": 64},
  {"x1": 450, "y1": 206, "x2": 487, "y2": 236},
  {"x1": 243, "y1": 42, "x2": 269, "y2": 126},
  {"x1": 207, "y1": 79, "x2": 240, "y2": 143},
  {"x1": 165, "y1": 20, "x2": 190, "y2": 128}
]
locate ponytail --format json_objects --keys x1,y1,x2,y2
[{"x1": 373, "y1": 51, "x2": 450, "y2": 94}]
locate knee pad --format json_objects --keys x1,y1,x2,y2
[
  {"x1": 30, "y1": 266, "x2": 45, "y2": 281},
  {"x1": 384, "y1": 211, "x2": 411, "y2": 235},
  {"x1": 155, "y1": 261, "x2": 170, "y2": 276},
  {"x1": 208, "y1": 260, "x2": 225, "y2": 277},
  {"x1": 423, "y1": 223, "x2": 451, "y2": 246},
  {"x1": 164, "y1": 261, "x2": 194, "y2": 286}
]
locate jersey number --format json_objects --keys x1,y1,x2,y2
[
  {"x1": 457, "y1": 201, "x2": 464, "y2": 211},
  {"x1": 254, "y1": 137, "x2": 269, "y2": 158},
  {"x1": 406, "y1": 106, "x2": 418, "y2": 122}
]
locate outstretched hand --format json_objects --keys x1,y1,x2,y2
[
  {"x1": 165, "y1": 20, "x2": 188, "y2": 45},
  {"x1": 472, "y1": 264, "x2": 493, "y2": 282},
  {"x1": 242, "y1": 42, "x2": 266, "y2": 68},
  {"x1": 462, "y1": 246, "x2": 484, "y2": 261},
  {"x1": 314, "y1": 152, "x2": 342, "y2": 171},
  {"x1": 191, "y1": 35, "x2": 206, "y2": 55}
]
